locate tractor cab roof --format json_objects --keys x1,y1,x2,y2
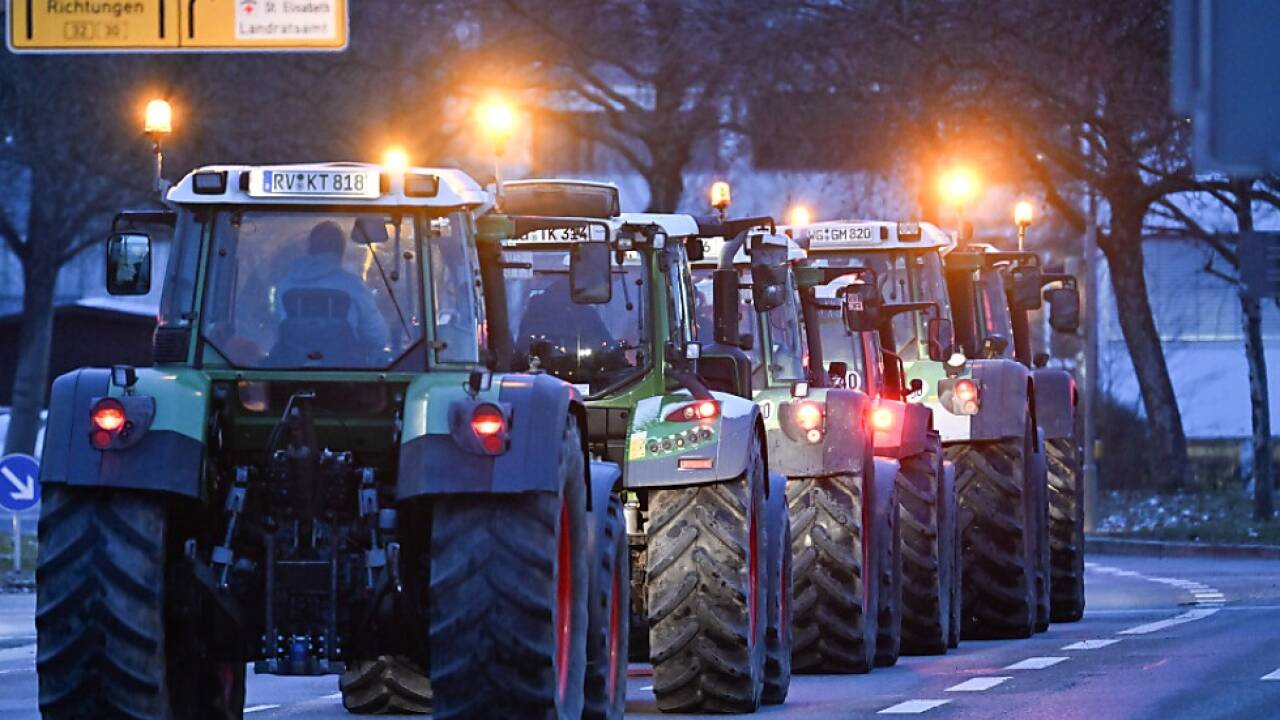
[
  {"x1": 793, "y1": 220, "x2": 955, "y2": 254},
  {"x1": 166, "y1": 162, "x2": 491, "y2": 210},
  {"x1": 690, "y1": 231, "x2": 804, "y2": 268}
]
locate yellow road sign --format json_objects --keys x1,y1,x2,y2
[{"x1": 6, "y1": 0, "x2": 347, "y2": 52}]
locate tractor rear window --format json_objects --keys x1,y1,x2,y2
[{"x1": 200, "y1": 209, "x2": 428, "y2": 370}]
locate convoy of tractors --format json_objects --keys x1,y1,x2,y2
[{"x1": 33, "y1": 158, "x2": 1084, "y2": 719}]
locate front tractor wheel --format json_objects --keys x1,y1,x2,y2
[
  {"x1": 787, "y1": 471, "x2": 879, "y2": 674},
  {"x1": 36, "y1": 485, "x2": 244, "y2": 720},
  {"x1": 584, "y1": 494, "x2": 629, "y2": 720},
  {"x1": 898, "y1": 434, "x2": 951, "y2": 655},
  {"x1": 429, "y1": 416, "x2": 589, "y2": 720},
  {"x1": 1047, "y1": 434, "x2": 1086, "y2": 622},
  {"x1": 763, "y1": 473, "x2": 793, "y2": 705},
  {"x1": 647, "y1": 438, "x2": 768, "y2": 713}
]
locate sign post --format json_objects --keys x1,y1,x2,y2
[
  {"x1": 6, "y1": 0, "x2": 348, "y2": 53},
  {"x1": 0, "y1": 454, "x2": 40, "y2": 571}
]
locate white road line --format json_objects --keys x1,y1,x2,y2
[
  {"x1": 1117, "y1": 607, "x2": 1220, "y2": 635},
  {"x1": 1262, "y1": 668, "x2": 1280, "y2": 681},
  {"x1": 878, "y1": 699, "x2": 952, "y2": 714},
  {"x1": 642, "y1": 684, "x2": 653, "y2": 692},
  {"x1": 1004, "y1": 656, "x2": 1069, "y2": 670},
  {"x1": 945, "y1": 676, "x2": 1011, "y2": 692},
  {"x1": 244, "y1": 705, "x2": 281, "y2": 714},
  {"x1": 1063, "y1": 638, "x2": 1121, "y2": 650},
  {"x1": 322, "y1": 692, "x2": 344, "y2": 699}
]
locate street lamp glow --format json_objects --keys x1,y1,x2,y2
[
  {"x1": 938, "y1": 167, "x2": 980, "y2": 207},
  {"x1": 709, "y1": 181, "x2": 732, "y2": 210},
  {"x1": 1014, "y1": 200, "x2": 1034, "y2": 227},
  {"x1": 144, "y1": 99, "x2": 172, "y2": 135},
  {"x1": 477, "y1": 97, "x2": 517, "y2": 149},
  {"x1": 788, "y1": 205, "x2": 812, "y2": 228},
  {"x1": 383, "y1": 146, "x2": 410, "y2": 173}
]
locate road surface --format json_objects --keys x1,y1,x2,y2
[{"x1": 1, "y1": 553, "x2": 1277, "y2": 719}]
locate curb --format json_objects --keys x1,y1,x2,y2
[{"x1": 1086, "y1": 535, "x2": 1280, "y2": 560}]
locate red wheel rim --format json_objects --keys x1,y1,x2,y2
[
  {"x1": 606, "y1": 551, "x2": 623, "y2": 704},
  {"x1": 556, "y1": 497, "x2": 573, "y2": 703},
  {"x1": 748, "y1": 490, "x2": 760, "y2": 643}
]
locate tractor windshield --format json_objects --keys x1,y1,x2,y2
[
  {"x1": 199, "y1": 209, "x2": 472, "y2": 370},
  {"x1": 504, "y1": 245, "x2": 648, "y2": 395},
  {"x1": 805, "y1": 249, "x2": 951, "y2": 361}
]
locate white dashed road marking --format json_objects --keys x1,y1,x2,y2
[
  {"x1": 1063, "y1": 638, "x2": 1122, "y2": 650},
  {"x1": 1262, "y1": 668, "x2": 1280, "y2": 681},
  {"x1": 945, "y1": 676, "x2": 1011, "y2": 692},
  {"x1": 244, "y1": 705, "x2": 281, "y2": 714},
  {"x1": 878, "y1": 699, "x2": 952, "y2": 714},
  {"x1": 1118, "y1": 607, "x2": 1221, "y2": 635},
  {"x1": 1004, "y1": 656, "x2": 1069, "y2": 670}
]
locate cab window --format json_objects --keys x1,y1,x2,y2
[{"x1": 429, "y1": 214, "x2": 485, "y2": 364}]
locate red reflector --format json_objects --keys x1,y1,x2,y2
[
  {"x1": 92, "y1": 399, "x2": 126, "y2": 432},
  {"x1": 678, "y1": 457, "x2": 714, "y2": 470},
  {"x1": 871, "y1": 406, "x2": 894, "y2": 431},
  {"x1": 91, "y1": 429, "x2": 113, "y2": 449}
]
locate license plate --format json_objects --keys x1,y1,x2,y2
[{"x1": 250, "y1": 169, "x2": 380, "y2": 199}]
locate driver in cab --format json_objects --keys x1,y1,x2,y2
[{"x1": 275, "y1": 221, "x2": 390, "y2": 354}]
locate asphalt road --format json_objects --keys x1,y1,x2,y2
[{"x1": 1, "y1": 553, "x2": 1278, "y2": 719}]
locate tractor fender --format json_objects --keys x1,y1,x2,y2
[
  {"x1": 1031, "y1": 368, "x2": 1077, "y2": 440},
  {"x1": 40, "y1": 367, "x2": 207, "y2": 499},
  {"x1": 397, "y1": 372, "x2": 590, "y2": 499},
  {"x1": 968, "y1": 358, "x2": 1032, "y2": 442},
  {"x1": 819, "y1": 388, "x2": 874, "y2": 476},
  {"x1": 870, "y1": 457, "x2": 901, "y2": 541},
  {"x1": 585, "y1": 460, "x2": 624, "y2": 559},
  {"x1": 621, "y1": 390, "x2": 762, "y2": 489}
]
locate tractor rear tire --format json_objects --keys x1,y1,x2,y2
[
  {"x1": 951, "y1": 412, "x2": 1038, "y2": 640},
  {"x1": 36, "y1": 485, "x2": 244, "y2": 720},
  {"x1": 584, "y1": 494, "x2": 628, "y2": 720},
  {"x1": 340, "y1": 657, "x2": 432, "y2": 714},
  {"x1": 898, "y1": 434, "x2": 950, "y2": 655},
  {"x1": 787, "y1": 471, "x2": 878, "y2": 674},
  {"x1": 874, "y1": 468, "x2": 903, "y2": 668},
  {"x1": 429, "y1": 416, "x2": 589, "y2": 720},
  {"x1": 1047, "y1": 435, "x2": 1086, "y2": 622},
  {"x1": 763, "y1": 473, "x2": 793, "y2": 705},
  {"x1": 943, "y1": 462, "x2": 962, "y2": 650},
  {"x1": 647, "y1": 437, "x2": 767, "y2": 713},
  {"x1": 1032, "y1": 439, "x2": 1051, "y2": 634}
]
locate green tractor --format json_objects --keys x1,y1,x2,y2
[
  {"x1": 690, "y1": 231, "x2": 908, "y2": 674},
  {"x1": 942, "y1": 244, "x2": 1084, "y2": 622},
  {"x1": 799, "y1": 263, "x2": 961, "y2": 656},
  {"x1": 796, "y1": 220, "x2": 1050, "y2": 640},
  {"x1": 35, "y1": 163, "x2": 624, "y2": 720},
  {"x1": 489, "y1": 179, "x2": 791, "y2": 714}
]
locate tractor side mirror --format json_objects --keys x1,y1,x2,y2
[
  {"x1": 927, "y1": 318, "x2": 954, "y2": 361},
  {"x1": 1047, "y1": 286, "x2": 1081, "y2": 332},
  {"x1": 750, "y1": 261, "x2": 788, "y2": 312},
  {"x1": 569, "y1": 241, "x2": 612, "y2": 304},
  {"x1": 1009, "y1": 265, "x2": 1043, "y2": 310},
  {"x1": 840, "y1": 284, "x2": 882, "y2": 332},
  {"x1": 685, "y1": 236, "x2": 705, "y2": 262},
  {"x1": 712, "y1": 268, "x2": 741, "y2": 346},
  {"x1": 106, "y1": 232, "x2": 152, "y2": 296}
]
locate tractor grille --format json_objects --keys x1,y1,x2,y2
[{"x1": 152, "y1": 326, "x2": 190, "y2": 364}]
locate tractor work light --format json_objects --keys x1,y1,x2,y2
[
  {"x1": 788, "y1": 205, "x2": 812, "y2": 229},
  {"x1": 794, "y1": 401, "x2": 824, "y2": 431},
  {"x1": 383, "y1": 146, "x2": 410, "y2": 174},
  {"x1": 666, "y1": 400, "x2": 720, "y2": 423},
  {"x1": 1014, "y1": 200, "x2": 1035, "y2": 228},
  {"x1": 192, "y1": 171, "x2": 228, "y2": 195}
]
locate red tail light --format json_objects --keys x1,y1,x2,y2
[
  {"x1": 666, "y1": 400, "x2": 720, "y2": 423},
  {"x1": 955, "y1": 379, "x2": 978, "y2": 403},
  {"x1": 870, "y1": 406, "x2": 895, "y2": 431},
  {"x1": 471, "y1": 404, "x2": 507, "y2": 453},
  {"x1": 90, "y1": 398, "x2": 127, "y2": 449}
]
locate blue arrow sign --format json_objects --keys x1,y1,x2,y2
[{"x1": 0, "y1": 454, "x2": 40, "y2": 512}]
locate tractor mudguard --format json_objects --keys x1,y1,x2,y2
[
  {"x1": 871, "y1": 457, "x2": 901, "y2": 531},
  {"x1": 968, "y1": 359, "x2": 1032, "y2": 442},
  {"x1": 40, "y1": 368, "x2": 207, "y2": 499},
  {"x1": 621, "y1": 390, "x2": 761, "y2": 489},
  {"x1": 397, "y1": 372, "x2": 589, "y2": 499},
  {"x1": 820, "y1": 388, "x2": 874, "y2": 475},
  {"x1": 1031, "y1": 368, "x2": 1076, "y2": 441},
  {"x1": 872, "y1": 400, "x2": 931, "y2": 460}
]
